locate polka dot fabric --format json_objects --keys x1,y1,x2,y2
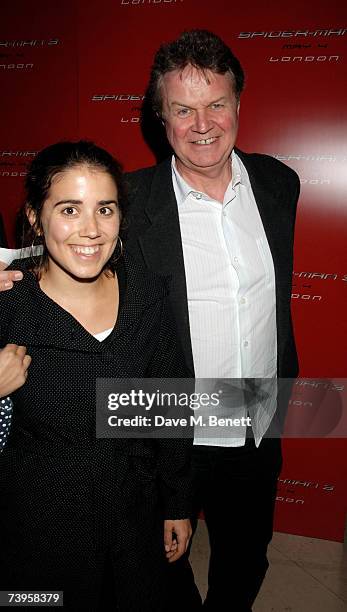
[
  {"x1": 0, "y1": 253, "x2": 193, "y2": 611},
  {"x1": 0, "y1": 396, "x2": 12, "y2": 452}
]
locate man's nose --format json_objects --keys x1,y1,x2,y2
[{"x1": 192, "y1": 109, "x2": 211, "y2": 133}]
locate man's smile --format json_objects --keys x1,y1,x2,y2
[{"x1": 191, "y1": 137, "x2": 219, "y2": 145}]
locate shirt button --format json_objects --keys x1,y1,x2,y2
[
  {"x1": 222, "y1": 211, "x2": 227, "y2": 217},
  {"x1": 234, "y1": 256, "x2": 239, "y2": 263},
  {"x1": 243, "y1": 341, "x2": 249, "y2": 347},
  {"x1": 194, "y1": 192, "x2": 202, "y2": 200},
  {"x1": 241, "y1": 297, "x2": 246, "y2": 304}
]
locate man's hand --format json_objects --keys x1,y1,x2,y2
[
  {"x1": 164, "y1": 518, "x2": 192, "y2": 563},
  {"x1": 0, "y1": 261, "x2": 23, "y2": 291},
  {"x1": 0, "y1": 344, "x2": 31, "y2": 396}
]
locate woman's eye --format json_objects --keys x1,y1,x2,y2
[
  {"x1": 62, "y1": 207, "x2": 77, "y2": 215},
  {"x1": 98, "y1": 207, "x2": 113, "y2": 216}
]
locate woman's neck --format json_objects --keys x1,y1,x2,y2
[
  {"x1": 38, "y1": 259, "x2": 119, "y2": 335},
  {"x1": 39, "y1": 258, "x2": 109, "y2": 303}
]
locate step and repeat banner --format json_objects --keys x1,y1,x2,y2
[{"x1": 1, "y1": 0, "x2": 346, "y2": 541}]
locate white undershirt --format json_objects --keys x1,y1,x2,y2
[
  {"x1": 93, "y1": 328, "x2": 113, "y2": 342},
  {"x1": 172, "y1": 151, "x2": 277, "y2": 447}
]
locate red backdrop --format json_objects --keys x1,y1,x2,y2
[{"x1": 1, "y1": 0, "x2": 346, "y2": 541}]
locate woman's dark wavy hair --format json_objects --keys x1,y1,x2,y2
[
  {"x1": 146, "y1": 29, "x2": 245, "y2": 117},
  {"x1": 20, "y1": 140, "x2": 127, "y2": 275}
]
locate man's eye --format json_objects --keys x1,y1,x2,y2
[
  {"x1": 211, "y1": 103, "x2": 224, "y2": 110},
  {"x1": 62, "y1": 207, "x2": 77, "y2": 215},
  {"x1": 177, "y1": 108, "x2": 190, "y2": 117}
]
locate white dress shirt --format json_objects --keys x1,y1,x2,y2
[{"x1": 172, "y1": 151, "x2": 277, "y2": 447}]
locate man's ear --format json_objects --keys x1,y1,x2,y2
[{"x1": 156, "y1": 111, "x2": 165, "y2": 127}]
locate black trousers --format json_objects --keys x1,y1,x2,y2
[{"x1": 167, "y1": 437, "x2": 282, "y2": 612}]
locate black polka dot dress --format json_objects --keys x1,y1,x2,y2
[{"x1": 0, "y1": 254, "x2": 192, "y2": 612}]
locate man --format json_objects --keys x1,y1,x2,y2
[
  {"x1": 0, "y1": 30, "x2": 299, "y2": 611},
  {"x1": 127, "y1": 30, "x2": 299, "y2": 611}
]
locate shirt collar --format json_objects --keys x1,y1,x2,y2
[
  {"x1": 231, "y1": 150, "x2": 243, "y2": 188},
  {"x1": 171, "y1": 156, "x2": 196, "y2": 205},
  {"x1": 171, "y1": 150, "x2": 243, "y2": 207}
]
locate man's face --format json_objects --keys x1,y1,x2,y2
[{"x1": 160, "y1": 65, "x2": 240, "y2": 176}]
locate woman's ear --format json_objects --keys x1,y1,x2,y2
[{"x1": 26, "y1": 207, "x2": 37, "y2": 229}]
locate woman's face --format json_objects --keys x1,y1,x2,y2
[{"x1": 32, "y1": 165, "x2": 120, "y2": 280}]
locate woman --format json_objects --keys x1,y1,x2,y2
[{"x1": 0, "y1": 141, "x2": 192, "y2": 611}]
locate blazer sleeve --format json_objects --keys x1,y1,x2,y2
[{"x1": 146, "y1": 296, "x2": 193, "y2": 519}]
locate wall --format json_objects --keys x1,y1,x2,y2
[{"x1": 1, "y1": 0, "x2": 346, "y2": 541}]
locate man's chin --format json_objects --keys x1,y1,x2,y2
[
  {"x1": 182, "y1": 157, "x2": 229, "y2": 172},
  {"x1": 177, "y1": 149, "x2": 232, "y2": 171}
]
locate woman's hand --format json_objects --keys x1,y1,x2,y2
[
  {"x1": 0, "y1": 344, "x2": 31, "y2": 396},
  {"x1": 164, "y1": 518, "x2": 192, "y2": 563}
]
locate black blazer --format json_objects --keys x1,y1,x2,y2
[{"x1": 125, "y1": 149, "x2": 300, "y2": 379}]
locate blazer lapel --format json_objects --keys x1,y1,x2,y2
[
  {"x1": 135, "y1": 160, "x2": 194, "y2": 374},
  {"x1": 236, "y1": 149, "x2": 281, "y2": 269},
  {"x1": 236, "y1": 149, "x2": 294, "y2": 374}
]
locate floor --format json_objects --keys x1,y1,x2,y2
[{"x1": 190, "y1": 520, "x2": 347, "y2": 611}]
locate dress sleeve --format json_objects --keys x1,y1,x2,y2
[
  {"x1": 0, "y1": 396, "x2": 13, "y2": 452},
  {"x1": 147, "y1": 297, "x2": 193, "y2": 519},
  {"x1": 0, "y1": 280, "x2": 16, "y2": 452}
]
